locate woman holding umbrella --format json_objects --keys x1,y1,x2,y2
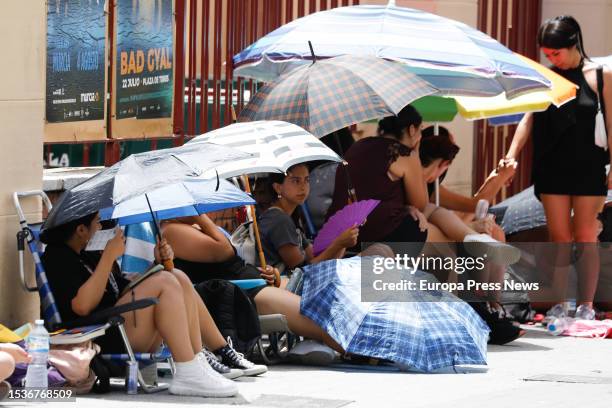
[
  {"x1": 40, "y1": 213, "x2": 242, "y2": 398},
  {"x1": 502, "y1": 16, "x2": 612, "y2": 319}
]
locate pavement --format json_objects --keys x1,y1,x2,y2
[{"x1": 3, "y1": 325, "x2": 611, "y2": 408}]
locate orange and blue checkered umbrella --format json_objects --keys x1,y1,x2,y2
[{"x1": 238, "y1": 55, "x2": 437, "y2": 138}]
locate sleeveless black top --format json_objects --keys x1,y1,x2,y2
[{"x1": 531, "y1": 62, "x2": 608, "y2": 198}]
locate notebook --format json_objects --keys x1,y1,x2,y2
[{"x1": 50, "y1": 324, "x2": 110, "y2": 345}]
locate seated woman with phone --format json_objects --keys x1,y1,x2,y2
[{"x1": 40, "y1": 212, "x2": 261, "y2": 398}]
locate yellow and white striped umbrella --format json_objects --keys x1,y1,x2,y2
[
  {"x1": 413, "y1": 54, "x2": 577, "y2": 124},
  {"x1": 455, "y1": 54, "x2": 577, "y2": 120}
]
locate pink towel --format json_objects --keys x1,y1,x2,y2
[{"x1": 564, "y1": 319, "x2": 612, "y2": 338}]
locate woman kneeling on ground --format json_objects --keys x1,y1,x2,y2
[{"x1": 40, "y1": 213, "x2": 258, "y2": 398}]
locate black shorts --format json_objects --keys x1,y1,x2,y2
[
  {"x1": 379, "y1": 215, "x2": 428, "y2": 257},
  {"x1": 93, "y1": 326, "x2": 126, "y2": 354}
]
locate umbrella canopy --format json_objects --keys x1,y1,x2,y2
[
  {"x1": 233, "y1": 4, "x2": 550, "y2": 99},
  {"x1": 490, "y1": 186, "x2": 612, "y2": 236},
  {"x1": 489, "y1": 186, "x2": 547, "y2": 236},
  {"x1": 237, "y1": 55, "x2": 437, "y2": 137},
  {"x1": 412, "y1": 54, "x2": 577, "y2": 124},
  {"x1": 100, "y1": 178, "x2": 255, "y2": 226},
  {"x1": 188, "y1": 120, "x2": 343, "y2": 178},
  {"x1": 43, "y1": 143, "x2": 252, "y2": 230},
  {"x1": 300, "y1": 257, "x2": 489, "y2": 372}
]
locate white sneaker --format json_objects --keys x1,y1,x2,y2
[
  {"x1": 463, "y1": 233, "x2": 521, "y2": 265},
  {"x1": 287, "y1": 340, "x2": 337, "y2": 366},
  {"x1": 169, "y1": 356, "x2": 238, "y2": 398},
  {"x1": 575, "y1": 304, "x2": 596, "y2": 320}
]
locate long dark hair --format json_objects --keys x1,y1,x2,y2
[
  {"x1": 420, "y1": 126, "x2": 460, "y2": 166},
  {"x1": 40, "y1": 213, "x2": 98, "y2": 245},
  {"x1": 255, "y1": 164, "x2": 308, "y2": 228},
  {"x1": 320, "y1": 127, "x2": 354, "y2": 157},
  {"x1": 377, "y1": 104, "x2": 422, "y2": 141},
  {"x1": 538, "y1": 15, "x2": 588, "y2": 60}
]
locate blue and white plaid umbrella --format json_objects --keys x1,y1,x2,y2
[
  {"x1": 299, "y1": 257, "x2": 489, "y2": 372},
  {"x1": 490, "y1": 185, "x2": 612, "y2": 236},
  {"x1": 233, "y1": 4, "x2": 550, "y2": 99}
]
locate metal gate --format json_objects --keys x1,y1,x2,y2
[
  {"x1": 176, "y1": 0, "x2": 361, "y2": 143},
  {"x1": 474, "y1": 0, "x2": 542, "y2": 200}
]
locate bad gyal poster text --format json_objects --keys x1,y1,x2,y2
[{"x1": 115, "y1": 0, "x2": 173, "y2": 120}]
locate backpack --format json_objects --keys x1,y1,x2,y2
[
  {"x1": 195, "y1": 279, "x2": 261, "y2": 357},
  {"x1": 230, "y1": 221, "x2": 257, "y2": 265}
]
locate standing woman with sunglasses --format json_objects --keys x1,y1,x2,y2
[{"x1": 502, "y1": 16, "x2": 612, "y2": 318}]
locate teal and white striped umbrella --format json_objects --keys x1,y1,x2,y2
[{"x1": 233, "y1": 3, "x2": 550, "y2": 99}]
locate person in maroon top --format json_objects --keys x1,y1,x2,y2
[
  {"x1": 328, "y1": 105, "x2": 429, "y2": 250},
  {"x1": 328, "y1": 105, "x2": 521, "y2": 265}
]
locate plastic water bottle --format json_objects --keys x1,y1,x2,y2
[
  {"x1": 24, "y1": 320, "x2": 49, "y2": 389},
  {"x1": 475, "y1": 199, "x2": 490, "y2": 220},
  {"x1": 547, "y1": 317, "x2": 573, "y2": 336}
]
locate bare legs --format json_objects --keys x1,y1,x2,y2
[
  {"x1": 573, "y1": 196, "x2": 605, "y2": 306},
  {"x1": 423, "y1": 204, "x2": 477, "y2": 242},
  {"x1": 0, "y1": 352, "x2": 15, "y2": 382},
  {"x1": 168, "y1": 269, "x2": 227, "y2": 350},
  {"x1": 116, "y1": 269, "x2": 228, "y2": 362},
  {"x1": 253, "y1": 287, "x2": 344, "y2": 353},
  {"x1": 116, "y1": 271, "x2": 197, "y2": 362},
  {"x1": 540, "y1": 194, "x2": 605, "y2": 307}
]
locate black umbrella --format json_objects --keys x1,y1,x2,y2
[{"x1": 43, "y1": 143, "x2": 252, "y2": 230}]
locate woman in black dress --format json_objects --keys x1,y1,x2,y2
[{"x1": 503, "y1": 16, "x2": 612, "y2": 317}]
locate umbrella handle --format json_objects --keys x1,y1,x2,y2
[
  {"x1": 241, "y1": 175, "x2": 268, "y2": 270},
  {"x1": 163, "y1": 259, "x2": 174, "y2": 271},
  {"x1": 273, "y1": 268, "x2": 281, "y2": 288}
]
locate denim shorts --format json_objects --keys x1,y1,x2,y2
[{"x1": 284, "y1": 268, "x2": 304, "y2": 295}]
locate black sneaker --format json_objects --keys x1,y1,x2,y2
[
  {"x1": 200, "y1": 350, "x2": 243, "y2": 379},
  {"x1": 216, "y1": 337, "x2": 268, "y2": 376},
  {"x1": 469, "y1": 302, "x2": 525, "y2": 345}
]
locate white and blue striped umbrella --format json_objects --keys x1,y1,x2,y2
[
  {"x1": 99, "y1": 178, "x2": 255, "y2": 226},
  {"x1": 188, "y1": 120, "x2": 342, "y2": 178},
  {"x1": 233, "y1": 4, "x2": 550, "y2": 98}
]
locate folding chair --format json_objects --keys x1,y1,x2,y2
[{"x1": 14, "y1": 190, "x2": 169, "y2": 393}]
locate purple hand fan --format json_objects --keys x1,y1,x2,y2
[{"x1": 313, "y1": 199, "x2": 380, "y2": 256}]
